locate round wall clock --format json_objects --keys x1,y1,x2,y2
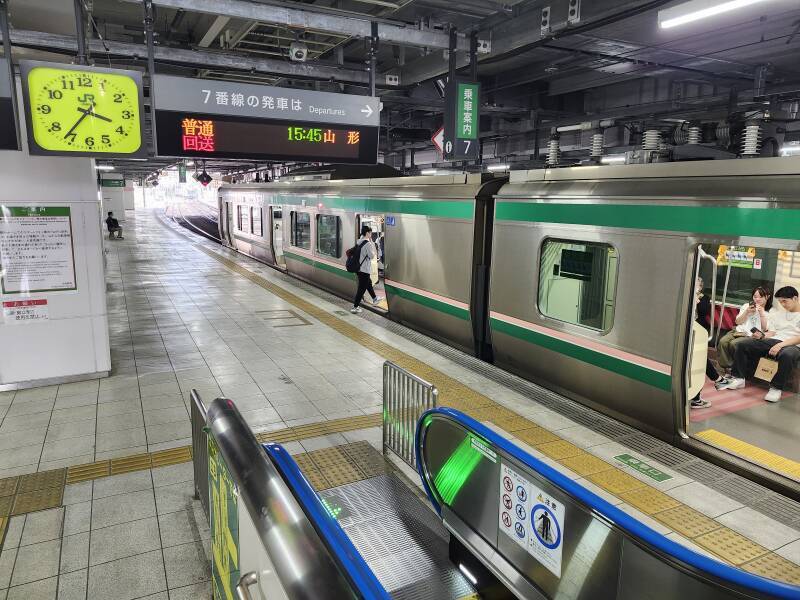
[{"x1": 21, "y1": 61, "x2": 146, "y2": 157}]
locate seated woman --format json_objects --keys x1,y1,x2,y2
[
  {"x1": 715, "y1": 286, "x2": 772, "y2": 389},
  {"x1": 719, "y1": 286, "x2": 800, "y2": 403}
]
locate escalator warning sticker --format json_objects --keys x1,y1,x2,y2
[{"x1": 499, "y1": 464, "x2": 565, "y2": 578}]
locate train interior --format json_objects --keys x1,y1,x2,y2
[{"x1": 689, "y1": 244, "x2": 800, "y2": 482}]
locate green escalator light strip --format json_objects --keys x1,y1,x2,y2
[{"x1": 433, "y1": 435, "x2": 483, "y2": 506}]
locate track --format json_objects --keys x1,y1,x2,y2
[{"x1": 165, "y1": 200, "x2": 221, "y2": 242}]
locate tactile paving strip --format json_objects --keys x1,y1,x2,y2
[
  {"x1": 192, "y1": 239, "x2": 800, "y2": 583},
  {"x1": 694, "y1": 529, "x2": 770, "y2": 565},
  {"x1": 11, "y1": 486, "x2": 63, "y2": 516},
  {"x1": 558, "y1": 453, "x2": 613, "y2": 477},
  {"x1": 742, "y1": 553, "x2": 800, "y2": 586},
  {"x1": 696, "y1": 430, "x2": 800, "y2": 481},
  {"x1": 618, "y1": 487, "x2": 681, "y2": 515},
  {"x1": 654, "y1": 505, "x2": 722, "y2": 539},
  {"x1": 536, "y1": 440, "x2": 584, "y2": 460}
]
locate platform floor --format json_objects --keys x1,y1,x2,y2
[{"x1": 0, "y1": 208, "x2": 798, "y2": 598}]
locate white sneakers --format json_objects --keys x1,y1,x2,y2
[
  {"x1": 350, "y1": 307, "x2": 363, "y2": 314},
  {"x1": 765, "y1": 387, "x2": 782, "y2": 403},
  {"x1": 372, "y1": 296, "x2": 384, "y2": 305},
  {"x1": 717, "y1": 377, "x2": 745, "y2": 390}
]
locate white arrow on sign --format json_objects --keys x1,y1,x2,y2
[
  {"x1": 432, "y1": 126, "x2": 444, "y2": 154},
  {"x1": 361, "y1": 105, "x2": 374, "y2": 118}
]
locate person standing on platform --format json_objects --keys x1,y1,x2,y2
[
  {"x1": 105, "y1": 211, "x2": 124, "y2": 240},
  {"x1": 351, "y1": 225, "x2": 383, "y2": 314}
]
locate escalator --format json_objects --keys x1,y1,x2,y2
[{"x1": 193, "y1": 396, "x2": 800, "y2": 600}]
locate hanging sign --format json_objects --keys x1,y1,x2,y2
[
  {"x1": 443, "y1": 79, "x2": 480, "y2": 161},
  {"x1": 499, "y1": 464, "x2": 565, "y2": 577},
  {"x1": 0, "y1": 206, "x2": 77, "y2": 294},
  {"x1": 178, "y1": 161, "x2": 187, "y2": 183},
  {"x1": 0, "y1": 61, "x2": 19, "y2": 151},
  {"x1": 717, "y1": 245, "x2": 756, "y2": 269}
]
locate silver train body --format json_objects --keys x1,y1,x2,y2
[{"x1": 218, "y1": 158, "x2": 800, "y2": 491}]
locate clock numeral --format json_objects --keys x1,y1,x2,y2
[
  {"x1": 38, "y1": 104, "x2": 51, "y2": 115},
  {"x1": 85, "y1": 136, "x2": 95, "y2": 147},
  {"x1": 121, "y1": 110, "x2": 133, "y2": 120},
  {"x1": 115, "y1": 126, "x2": 125, "y2": 135},
  {"x1": 48, "y1": 90, "x2": 63, "y2": 100},
  {"x1": 113, "y1": 93, "x2": 123, "y2": 103},
  {"x1": 49, "y1": 122, "x2": 62, "y2": 132},
  {"x1": 65, "y1": 132, "x2": 77, "y2": 143},
  {"x1": 78, "y1": 77, "x2": 92, "y2": 88},
  {"x1": 101, "y1": 135, "x2": 110, "y2": 144},
  {"x1": 61, "y1": 79, "x2": 75, "y2": 90}
]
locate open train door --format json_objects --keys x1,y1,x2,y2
[
  {"x1": 356, "y1": 213, "x2": 388, "y2": 311},
  {"x1": 270, "y1": 206, "x2": 286, "y2": 269}
]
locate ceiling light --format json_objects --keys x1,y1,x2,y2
[
  {"x1": 96, "y1": 165, "x2": 115, "y2": 171},
  {"x1": 659, "y1": 0, "x2": 773, "y2": 29},
  {"x1": 421, "y1": 169, "x2": 438, "y2": 175},
  {"x1": 600, "y1": 155, "x2": 626, "y2": 164},
  {"x1": 487, "y1": 164, "x2": 510, "y2": 172}
]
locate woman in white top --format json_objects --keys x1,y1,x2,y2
[{"x1": 715, "y1": 286, "x2": 772, "y2": 386}]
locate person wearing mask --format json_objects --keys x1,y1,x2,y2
[
  {"x1": 715, "y1": 286, "x2": 772, "y2": 388},
  {"x1": 720, "y1": 286, "x2": 800, "y2": 402},
  {"x1": 351, "y1": 225, "x2": 383, "y2": 314},
  {"x1": 105, "y1": 211, "x2": 123, "y2": 240}
]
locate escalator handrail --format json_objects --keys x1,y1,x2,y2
[
  {"x1": 415, "y1": 407, "x2": 800, "y2": 600},
  {"x1": 264, "y1": 443, "x2": 391, "y2": 600}
]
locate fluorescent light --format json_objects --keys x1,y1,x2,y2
[
  {"x1": 458, "y1": 564, "x2": 478, "y2": 586},
  {"x1": 659, "y1": 0, "x2": 772, "y2": 29},
  {"x1": 780, "y1": 144, "x2": 800, "y2": 156},
  {"x1": 487, "y1": 164, "x2": 510, "y2": 172},
  {"x1": 600, "y1": 155, "x2": 626, "y2": 164},
  {"x1": 421, "y1": 169, "x2": 438, "y2": 175},
  {"x1": 96, "y1": 165, "x2": 115, "y2": 171}
]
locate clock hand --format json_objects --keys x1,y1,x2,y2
[
  {"x1": 64, "y1": 111, "x2": 90, "y2": 139},
  {"x1": 77, "y1": 106, "x2": 112, "y2": 123}
]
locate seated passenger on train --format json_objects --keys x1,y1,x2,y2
[
  {"x1": 714, "y1": 286, "x2": 773, "y2": 389},
  {"x1": 719, "y1": 286, "x2": 800, "y2": 403}
]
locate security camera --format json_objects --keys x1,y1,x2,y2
[{"x1": 289, "y1": 42, "x2": 308, "y2": 62}]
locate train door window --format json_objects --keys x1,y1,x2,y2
[
  {"x1": 252, "y1": 207, "x2": 263, "y2": 236},
  {"x1": 290, "y1": 211, "x2": 311, "y2": 250},
  {"x1": 538, "y1": 239, "x2": 617, "y2": 331},
  {"x1": 272, "y1": 207, "x2": 285, "y2": 267},
  {"x1": 240, "y1": 205, "x2": 250, "y2": 234},
  {"x1": 316, "y1": 214, "x2": 341, "y2": 258},
  {"x1": 236, "y1": 205, "x2": 243, "y2": 231}
]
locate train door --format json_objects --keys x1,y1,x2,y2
[
  {"x1": 271, "y1": 206, "x2": 286, "y2": 268},
  {"x1": 357, "y1": 214, "x2": 387, "y2": 311},
  {"x1": 224, "y1": 202, "x2": 234, "y2": 246}
]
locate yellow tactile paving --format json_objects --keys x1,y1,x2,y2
[
  {"x1": 696, "y1": 430, "x2": 800, "y2": 481},
  {"x1": 17, "y1": 469, "x2": 65, "y2": 493},
  {"x1": 655, "y1": 505, "x2": 723, "y2": 539},
  {"x1": 536, "y1": 440, "x2": 584, "y2": 460},
  {"x1": 110, "y1": 453, "x2": 152, "y2": 475},
  {"x1": 694, "y1": 529, "x2": 770, "y2": 565},
  {"x1": 151, "y1": 446, "x2": 193, "y2": 468},
  {"x1": 558, "y1": 453, "x2": 614, "y2": 477},
  {"x1": 489, "y1": 415, "x2": 536, "y2": 432},
  {"x1": 192, "y1": 241, "x2": 800, "y2": 583},
  {"x1": 11, "y1": 486, "x2": 63, "y2": 516},
  {"x1": 0, "y1": 496, "x2": 11, "y2": 518},
  {"x1": 618, "y1": 486, "x2": 682, "y2": 515},
  {"x1": 0, "y1": 517, "x2": 7, "y2": 546},
  {"x1": 66, "y1": 461, "x2": 111, "y2": 484},
  {"x1": 742, "y1": 553, "x2": 800, "y2": 586},
  {"x1": 0, "y1": 477, "x2": 18, "y2": 498}
]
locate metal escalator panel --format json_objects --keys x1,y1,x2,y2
[{"x1": 415, "y1": 408, "x2": 800, "y2": 600}]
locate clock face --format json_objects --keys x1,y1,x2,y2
[{"x1": 26, "y1": 66, "x2": 142, "y2": 154}]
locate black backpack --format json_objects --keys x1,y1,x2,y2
[{"x1": 345, "y1": 240, "x2": 368, "y2": 273}]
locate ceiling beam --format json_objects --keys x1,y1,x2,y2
[
  {"x1": 127, "y1": 0, "x2": 469, "y2": 51},
  {"x1": 197, "y1": 15, "x2": 230, "y2": 48},
  {"x1": 4, "y1": 28, "x2": 371, "y2": 84}
]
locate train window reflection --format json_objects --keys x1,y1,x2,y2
[
  {"x1": 316, "y1": 214, "x2": 341, "y2": 258},
  {"x1": 538, "y1": 239, "x2": 617, "y2": 331},
  {"x1": 290, "y1": 211, "x2": 311, "y2": 250}
]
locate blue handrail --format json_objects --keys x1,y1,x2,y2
[
  {"x1": 415, "y1": 407, "x2": 800, "y2": 600},
  {"x1": 264, "y1": 443, "x2": 391, "y2": 600}
]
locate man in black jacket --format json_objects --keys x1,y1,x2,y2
[{"x1": 105, "y1": 211, "x2": 124, "y2": 240}]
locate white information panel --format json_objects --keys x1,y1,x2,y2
[
  {"x1": 0, "y1": 206, "x2": 77, "y2": 294},
  {"x1": 499, "y1": 464, "x2": 566, "y2": 578}
]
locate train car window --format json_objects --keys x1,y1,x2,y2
[
  {"x1": 538, "y1": 239, "x2": 617, "y2": 331},
  {"x1": 316, "y1": 214, "x2": 341, "y2": 258},
  {"x1": 251, "y1": 207, "x2": 263, "y2": 236},
  {"x1": 290, "y1": 211, "x2": 311, "y2": 250},
  {"x1": 236, "y1": 205, "x2": 243, "y2": 231}
]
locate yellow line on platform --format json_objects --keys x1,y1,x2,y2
[{"x1": 696, "y1": 429, "x2": 800, "y2": 480}]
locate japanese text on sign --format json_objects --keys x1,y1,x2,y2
[
  {"x1": 2, "y1": 299, "x2": 48, "y2": 324},
  {"x1": 457, "y1": 83, "x2": 479, "y2": 140},
  {"x1": 0, "y1": 206, "x2": 77, "y2": 294},
  {"x1": 209, "y1": 435, "x2": 239, "y2": 600},
  {"x1": 182, "y1": 118, "x2": 215, "y2": 152}
]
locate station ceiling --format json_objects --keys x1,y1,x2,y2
[{"x1": 2, "y1": 0, "x2": 800, "y2": 176}]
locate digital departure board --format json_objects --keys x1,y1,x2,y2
[{"x1": 155, "y1": 111, "x2": 379, "y2": 163}]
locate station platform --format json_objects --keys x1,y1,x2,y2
[{"x1": 1, "y1": 208, "x2": 799, "y2": 599}]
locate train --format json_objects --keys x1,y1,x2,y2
[{"x1": 217, "y1": 157, "x2": 800, "y2": 494}]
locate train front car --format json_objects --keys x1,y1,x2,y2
[{"x1": 489, "y1": 158, "x2": 800, "y2": 492}]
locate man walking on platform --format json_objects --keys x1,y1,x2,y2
[{"x1": 350, "y1": 225, "x2": 382, "y2": 314}]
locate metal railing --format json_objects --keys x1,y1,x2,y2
[
  {"x1": 382, "y1": 361, "x2": 438, "y2": 469},
  {"x1": 190, "y1": 389, "x2": 210, "y2": 522}
]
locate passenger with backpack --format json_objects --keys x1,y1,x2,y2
[{"x1": 346, "y1": 225, "x2": 382, "y2": 314}]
